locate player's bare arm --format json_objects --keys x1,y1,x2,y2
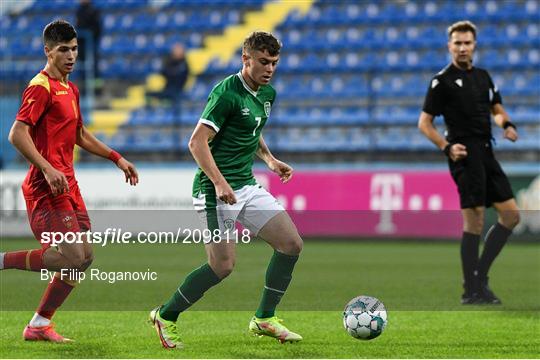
[
  {"x1": 76, "y1": 126, "x2": 139, "y2": 185},
  {"x1": 8, "y1": 120, "x2": 69, "y2": 195},
  {"x1": 189, "y1": 122, "x2": 236, "y2": 204},
  {"x1": 256, "y1": 135, "x2": 293, "y2": 183},
  {"x1": 418, "y1": 111, "x2": 467, "y2": 162},
  {"x1": 492, "y1": 103, "x2": 518, "y2": 142}
]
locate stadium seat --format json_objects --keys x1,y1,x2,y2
[{"x1": 2, "y1": 0, "x2": 538, "y2": 158}]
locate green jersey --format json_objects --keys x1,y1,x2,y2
[{"x1": 192, "y1": 72, "x2": 276, "y2": 197}]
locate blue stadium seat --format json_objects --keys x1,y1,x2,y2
[
  {"x1": 3, "y1": 0, "x2": 538, "y2": 159},
  {"x1": 348, "y1": 128, "x2": 372, "y2": 151}
]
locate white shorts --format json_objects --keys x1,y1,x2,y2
[{"x1": 193, "y1": 184, "x2": 285, "y2": 242}]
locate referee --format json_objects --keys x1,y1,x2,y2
[{"x1": 418, "y1": 21, "x2": 520, "y2": 305}]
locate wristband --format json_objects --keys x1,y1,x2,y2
[
  {"x1": 108, "y1": 150, "x2": 122, "y2": 164},
  {"x1": 503, "y1": 121, "x2": 516, "y2": 130},
  {"x1": 443, "y1": 143, "x2": 452, "y2": 158}
]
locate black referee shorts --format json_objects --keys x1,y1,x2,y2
[{"x1": 448, "y1": 139, "x2": 514, "y2": 209}]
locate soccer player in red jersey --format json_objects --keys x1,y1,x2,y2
[{"x1": 0, "y1": 20, "x2": 139, "y2": 342}]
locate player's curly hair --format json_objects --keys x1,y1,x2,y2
[
  {"x1": 243, "y1": 31, "x2": 281, "y2": 56},
  {"x1": 447, "y1": 20, "x2": 477, "y2": 40},
  {"x1": 43, "y1": 20, "x2": 77, "y2": 48}
]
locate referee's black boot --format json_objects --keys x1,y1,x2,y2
[
  {"x1": 461, "y1": 290, "x2": 482, "y2": 304},
  {"x1": 461, "y1": 278, "x2": 482, "y2": 304},
  {"x1": 478, "y1": 277, "x2": 502, "y2": 305}
]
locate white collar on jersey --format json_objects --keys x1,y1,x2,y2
[{"x1": 236, "y1": 71, "x2": 258, "y2": 97}]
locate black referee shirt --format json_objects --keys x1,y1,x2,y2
[{"x1": 422, "y1": 63, "x2": 502, "y2": 142}]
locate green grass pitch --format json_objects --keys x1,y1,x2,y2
[{"x1": 1, "y1": 238, "x2": 539, "y2": 358}]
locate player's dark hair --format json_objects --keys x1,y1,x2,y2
[
  {"x1": 447, "y1": 20, "x2": 477, "y2": 40},
  {"x1": 243, "y1": 31, "x2": 281, "y2": 56},
  {"x1": 43, "y1": 20, "x2": 77, "y2": 48}
]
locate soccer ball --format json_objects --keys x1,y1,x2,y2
[{"x1": 343, "y1": 295, "x2": 387, "y2": 340}]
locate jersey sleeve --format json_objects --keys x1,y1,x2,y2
[
  {"x1": 15, "y1": 85, "x2": 50, "y2": 126},
  {"x1": 486, "y1": 72, "x2": 503, "y2": 106},
  {"x1": 199, "y1": 92, "x2": 234, "y2": 132},
  {"x1": 422, "y1": 76, "x2": 445, "y2": 116}
]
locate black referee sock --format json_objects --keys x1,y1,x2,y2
[
  {"x1": 478, "y1": 223, "x2": 512, "y2": 281},
  {"x1": 461, "y1": 232, "x2": 480, "y2": 292}
]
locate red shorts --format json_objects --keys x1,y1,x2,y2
[{"x1": 25, "y1": 184, "x2": 91, "y2": 249}]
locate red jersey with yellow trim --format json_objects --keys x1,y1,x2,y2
[{"x1": 15, "y1": 70, "x2": 83, "y2": 200}]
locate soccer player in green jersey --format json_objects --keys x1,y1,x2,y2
[{"x1": 149, "y1": 32, "x2": 303, "y2": 349}]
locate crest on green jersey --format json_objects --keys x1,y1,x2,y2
[{"x1": 264, "y1": 101, "x2": 271, "y2": 117}]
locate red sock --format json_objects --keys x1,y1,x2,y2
[
  {"x1": 36, "y1": 275, "x2": 75, "y2": 320},
  {"x1": 4, "y1": 249, "x2": 45, "y2": 271}
]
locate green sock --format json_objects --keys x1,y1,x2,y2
[
  {"x1": 255, "y1": 250, "x2": 299, "y2": 318},
  {"x1": 160, "y1": 263, "x2": 221, "y2": 321}
]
